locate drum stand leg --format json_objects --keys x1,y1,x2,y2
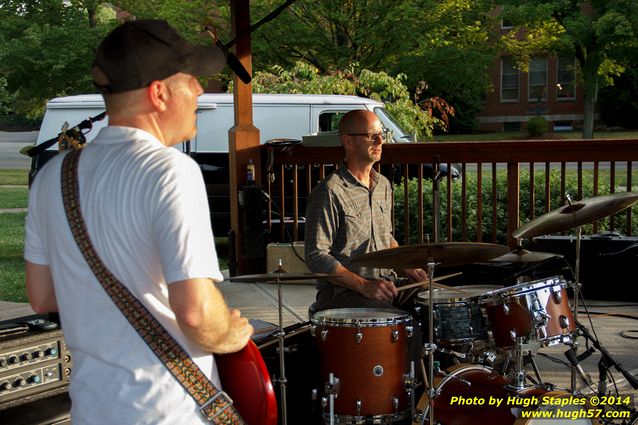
[
  {"x1": 570, "y1": 223, "x2": 583, "y2": 392},
  {"x1": 275, "y1": 261, "x2": 288, "y2": 425},
  {"x1": 424, "y1": 260, "x2": 438, "y2": 425}
]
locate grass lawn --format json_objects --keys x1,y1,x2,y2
[
  {"x1": 0, "y1": 168, "x2": 230, "y2": 302},
  {"x1": 0, "y1": 169, "x2": 28, "y2": 185},
  {"x1": 0, "y1": 212, "x2": 27, "y2": 302}
]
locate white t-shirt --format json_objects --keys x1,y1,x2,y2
[{"x1": 25, "y1": 126, "x2": 224, "y2": 425}]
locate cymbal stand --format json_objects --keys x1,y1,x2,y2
[
  {"x1": 421, "y1": 259, "x2": 438, "y2": 425},
  {"x1": 565, "y1": 194, "x2": 583, "y2": 392},
  {"x1": 275, "y1": 259, "x2": 289, "y2": 425}
]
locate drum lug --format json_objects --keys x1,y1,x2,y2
[
  {"x1": 559, "y1": 315, "x2": 570, "y2": 331},
  {"x1": 321, "y1": 329, "x2": 329, "y2": 341},
  {"x1": 392, "y1": 329, "x2": 399, "y2": 342},
  {"x1": 310, "y1": 324, "x2": 316, "y2": 337},
  {"x1": 392, "y1": 396, "x2": 399, "y2": 413},
  {"x1": 406, "y1": 325, "x2": 414, "y2": 338},
  {"x1": 356, "y1": 324, "x2": 363, "y2": 344},
  {"x1": 356, "y1": 399, "x2": 362, "y2": 416},
  {"x1": 552, "y1": 289, "x2": 563, "y2": 304},
  {"x1": 509, "y1": 329, "x2": 517, "y2": 341},
  {"x1": 503, "y1": 303, "x2": 510, "y2": 315}
]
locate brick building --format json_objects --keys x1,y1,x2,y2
[{"x1": 477, "y1": 20, "x2": 585, "y2": 133}]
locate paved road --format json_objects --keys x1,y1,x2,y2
[{"x1": 0, "y1": 131, "x2": 38, "y2": 169}]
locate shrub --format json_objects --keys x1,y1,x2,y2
[
  {"x1": 527, "y1": 116, "x2": 549, "y2": 137},
  {"x1": 393, "y1": 168, "x2": 638, "y2": 244}
]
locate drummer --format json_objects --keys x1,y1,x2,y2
[{"x1": 304, "y1": 109, "x2": 428, "y2": 313}]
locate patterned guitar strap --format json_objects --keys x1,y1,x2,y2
[{"x1": 61, "y1": 149, "x2": 245, "y2": 425}]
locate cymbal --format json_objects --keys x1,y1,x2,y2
[
  {"x1": 349, "y1": 242, "x2": 510, "y2": 269},
  {"x1": 513, "y1": 192, "x2": 638, "y2": 239},
  {"x1": 488, "y1": 246, "x2": 561, "y2": 263},
  {"x1": 229, "y1": 272, "x2": 338, "y2": 283}
]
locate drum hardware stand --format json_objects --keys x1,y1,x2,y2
[
  {"x1": 274, "y1": 259, "x2": 289, "y2": 425},
  {"x1": 420, "y1": 259, "x2": 439, "y2": 425},
  {"x1": 322, "y1": 372, "x2": 339, "y2": 425},
  {"x1": 406, "y1": 361, "x2": 417, "y2": 422},
  {"x1": 506, "y1": 337, "x2": 542, "y2": 391},
  {"x1": 565, "y1": 194, "x2": 584, "y2": 392},
  {"x1": 575, "y1": 320, "x2": 638, "y2": 394}
]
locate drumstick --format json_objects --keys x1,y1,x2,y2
[{"x1": 395, "y1": 272, "x2": 462, "y2": 292}]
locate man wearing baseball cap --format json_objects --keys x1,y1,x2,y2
[{"x1": 25, "y1": 20, "x2": 253, "y2": 424}]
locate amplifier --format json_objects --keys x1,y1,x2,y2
[
  {"x1": 0, "y1": 327, "x2": 72, "y2": 410},
  {"x1": 529, "y1": 234, "x2": 638, "y2": 301}
]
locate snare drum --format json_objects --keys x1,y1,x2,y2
[
  {"x1": 311, "y1": 308, "x2": 412, "y2": 423},
  {"x1": 477, "y1": 276, "x2": 576, "y2": 348},
  {"x1": 416, "y1": 285, "x2": 502, "y2": 348}
]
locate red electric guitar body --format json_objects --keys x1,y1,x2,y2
[{"x1": 215, "y1": 339, "x2": 278, "y2": 425}]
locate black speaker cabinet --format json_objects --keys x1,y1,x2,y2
[
  {"x1": 0, "y1": 393, "x2": 71, "y2": 424},
  {"x1": 530, "y1": 234, "x2": 638, "y2": 301}
]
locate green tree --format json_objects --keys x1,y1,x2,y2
[
  {"x1": 247, "y1": 0, "x2": 427, "y2": 73},
  {"x1": 248, "y1": 61, "x2": 451, "y2": 139},
  {"x1": 499, "y1": 1, "x2": 638, "y2": 139},
  {"x1": 394, "y1": 0, "x2": 497, "y2": 133},
  {"x1": 0, "y1": 0, "x2": 114, "y2": 118}
]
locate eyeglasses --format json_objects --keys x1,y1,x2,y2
[{"x1": 347, "y1": 129, "x2": 392, "y2": 142}]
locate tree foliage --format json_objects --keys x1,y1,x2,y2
[
  {"x1": 248, "y1": 0, "x2": 427, "y2": 73},
  {"x1": 0, "y1": 0, "x2": 114, "y2": 119},
  {"x1": 394, "y1": 0, "x2": 497, "y2": 133},
  {"x1": 247, "y1": 61, "x2": 452, "y2": 139}
]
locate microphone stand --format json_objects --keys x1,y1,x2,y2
[{"x1": 576, "y1": 320, "x2": 638, "y2": 393}]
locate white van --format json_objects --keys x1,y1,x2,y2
[
  {"x1": 32, "y1": 93, "x2": 415, "y2": 233},
  {"x1": 35, "y1": 93, "x2": 413, "y2": 148}
]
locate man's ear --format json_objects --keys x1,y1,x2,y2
[
  {"x1": 147, "y1": 80, "x2": 169, "y2": 112},
  {"x1": 340, "y1": 134, "x2": 350, "y2": 149}
]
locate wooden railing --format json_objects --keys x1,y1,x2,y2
[{"x1": 260, "y1": 138, "x2": 638, "y2": 248}]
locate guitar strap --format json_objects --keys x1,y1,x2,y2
[{"x1": 60, "y1": 149, "x2": 245, "y2": 425}]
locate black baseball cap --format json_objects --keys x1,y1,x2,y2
[{"x1": 92, "y1": 19, "x2": 225, "y2": 94}]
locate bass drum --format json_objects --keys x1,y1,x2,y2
[
  {"x1": 417, "y1": 364, "x2": 515, "y2": 425},
  {"x1": 513, "y1": 391, "x2": 601, "y2": 425}
]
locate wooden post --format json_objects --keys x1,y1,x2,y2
[{"x1": 229, "y1": 0, "x2": 261, "y2": 275}]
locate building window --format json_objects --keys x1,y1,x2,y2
[
  {"x1": 557, "y1": 57, "x2": 576, "y2": 99},
  {"x1": 503, "y1": 121, "x2": 521, "y2": 132},
  {"x1": 528, "y1": 56, "x2": 547, "y2": 101},
  {"x1": 501, "y1": 57, "x2": 519, "y2": 102},
  {"x1": 501, "y1": 19, "x2": 513, "y2": 29}
]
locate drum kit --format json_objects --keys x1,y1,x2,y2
[{"x1": 231, "y1": 192, "x2": 638, "y2": 425}]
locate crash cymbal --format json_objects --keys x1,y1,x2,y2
[
  {"x1": 513, "y1": 192, "x2": 638, "y2": 239},
  {"x1": 488, "y1": 246, "x2": 561, "y2": 263},
  {"x1": 229, "y1": 272, "x2": 338, "y2": 283},
  {"x1": 349, "y1": 242, "x2": 510, "y2": 269}
]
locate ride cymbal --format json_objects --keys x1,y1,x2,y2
[
  {"x1": 513, "y1": 192, "x2": 638, "y2": 239},
  {"x1": 229, "y1": 272, "x2": 339, "y2": 282},
  {"x1": 349, "y1": 242, "x2": 510, "y2": 269}
]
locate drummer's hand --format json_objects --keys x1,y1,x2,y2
[
  {"x1": 404, "y1": 268, "x2": 428, "y2": 283},
  {"x1": 360, "y1": 279, "x2": 398, "y2": 302}
]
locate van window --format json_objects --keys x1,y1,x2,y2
[
  {"x1": 374, "y1": 107, "x2": 415, "y2": 142},
  {"x1": 318, "y1": 112, "x2": 347, "y2": 132}
]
